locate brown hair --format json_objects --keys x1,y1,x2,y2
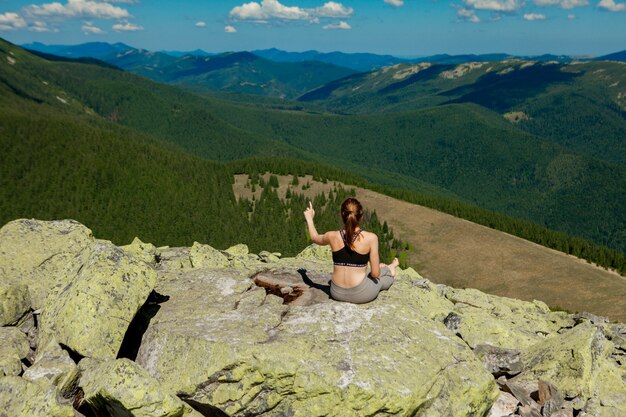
[{"x1": 340, "y1": 198, "x2": 364, "y2": 248}]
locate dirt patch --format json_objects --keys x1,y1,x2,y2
[{"x1": 234, "y1": 174, "x2": 626, "y2": 322}]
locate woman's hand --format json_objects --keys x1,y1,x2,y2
[{"x1": 304, "y1": 201, "x2": 315, "y2": 223}]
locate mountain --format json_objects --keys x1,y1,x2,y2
[
  {"x1": 107, "y1": 50, "x2": 358, "y2": 99},
  {"x1": 23, "y1": 41, "x2": 134, "y2": 60},
  {"x1": 253, "y1": 48, "x2": 406, "y2": 71},
  {"x1": 1, "y1": 37, "x2": 624, "y2": 267},
  {"x1": 160, "y1": 48, "x2": 213, "y2": 57},
  {"x1": 595, "y1": 50, "x2": 626, "y2": 62}
]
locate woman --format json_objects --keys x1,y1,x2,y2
[{"x1": 303, "y1": 197, "x2": 399, "y2": 304}]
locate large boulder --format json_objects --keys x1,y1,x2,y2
[
  {"x1": 23, "y1": 340, "x2": 78, "y2": 398},
  {"x1": 0, "y1": 219, "x2": 94, "y2": 309},
  {"x1": 0, "y1": 327, "x2": 30, "y2": 377},
  {"x1": 79, "y1": 358, "x2": 201, "y2": 417},
  {"x1": 0, "y1": 281, "x2": 30, "y2": 326},
  {"x1": 137, "y1": 265, "x2": 499, "y2": 416},
  {"x1": 38, "y1": 241, "x2": 158, "y2": 360},
  {"x1": 510, "y1": 323, "x2": 626, "y2": 416},
  {"x1": 0, "y1": 375, "x2": 74, "y2": 417},
  {"x1": 442, "y1": 288, "x2": 574, "y2": 350},
  {"x1": 189, "y1": 242, "x2": 229, "y2": 269}
]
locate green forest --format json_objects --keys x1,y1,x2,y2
[{"x1": 0, "y1": 37, "x2": 624, "y2": 275}]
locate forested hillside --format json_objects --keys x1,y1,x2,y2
[{"x1": 1, "y1": 37, "x2": 624, "y2": 272}]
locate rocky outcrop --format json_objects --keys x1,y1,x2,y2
[{"x1": 0, "y1": 219, "x2": 625, "y2": 417}]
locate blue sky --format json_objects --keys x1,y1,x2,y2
[{"x1": 0, "y1": 0, "x2": 624, "y2": 55}]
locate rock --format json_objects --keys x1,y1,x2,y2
[
  {"x1": 0, "y1": 281, "x2": 31, "y2": 326},
  {"x1": 550, "y1": 408, "x2": 573, "y2": 417},
  {"x1": 0, "y1": 375, "x2": 74, "y2": 416},
  {"x1": 258, "y1": 251, "x2": 280, "y2": 263},
  {"x1": 15, "y1": 312, "x2": 38, "y2": 351},
  {"x1": 157, "y1": 247, "x2": 193, "y2": 270},
  {"x1": 487, "y1": 391, "x2": 519, "y2": 417},
  {"x1": 79, "y1": 358, "x2": 200, "y2": 417},
  {"x1": 506, "y1": 380, "x2": 540, "y2": 408},
  {"x1": 519, "y1": 404, "x2": 542, "y2": 417},
  {"x1": 23, "y1": 340, "x2": 78, "y2": 398},
  {"x1": 398, "y1": 266, "x2": 423, "y2": 279},
  {"x1": 0, "y1": 219, "x2": 94, "y2": 309},
  {"x1": 38, "y1": 241, "x2": 158, "y2": 360},
  {"x1": 511, "y1": 323, "x2": 626, "y2": 416},
  {"x1": 474, "y1": 344, "x2": 523, "y2": 377},
  {"x1": 224, "y1": 243, "x2": 249, "y2": 257},
  {"x1": 137, "y1": 266, "x2": 498, "y2": 417},
  {"x1": 295, "y1": 243, "x2": 332, "y2": 261},
  {"x1": 443, "y1": 288, "x2": 574, "y2": 350},
  {"x1": 573, "y1": 312, "x2": 609, "y2": 325},
  {"x1": 189, "y1": 242, "x2": 229, "y2": 269},
  {"x1": 0, "y1": 327, "x2": 30, "y2": 377},
  {"x1": 538, "y1": 380, "x2": 563, "y2": 416},
  {"x1": 122, "y1": 237, "x2": 159, "y2": 265}
]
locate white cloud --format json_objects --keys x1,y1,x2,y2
[
  {"x1": 0, "y1": 12, "x2": 27, "y2": 30},
  {"x1": 523, "y1": 12, "x2": 547, "y2": 18},
  {"x1": 322, "y1": 20, "x2": 351, "y2": 29},
  {"x1": 568, "y1": 12, "x2": 577, "y2": 16},
  {"x1": 463, "y1": 0, "x2": 523, "y2": 11},
  {"x1": 225, "y1": 24, "x2": 237, "y2": 32},
  {"x1": 533, "y1": 0, "x2": 588, "y2": 8},
  {"x1": 314, "y1": 1, "x2": 353, "y2": 17},
  {"x1": 455, "y1": 6, "x2": 481, "y2": 21},
  {"x1": 82, "y1": 22, "x2": 104, "y2": 34},
  {"x1": 229, "y1": 0, "x2": 353, "y2": 22},
  {"x1": 112, "y1": 21, "x2": 142, "y2": 30},
  {"x1": 384, "y1": 0, "x2": 405, "y2": 6},
  {"x1": 26, "y1": 0, "x2": 132, "y2": 19},
  {"x1": 29, "y1": 20, "x2": 55, "y2": 31},
  {"x1": 195, "y1": 21, "x2": 206, "y2": 27},
  {"x1": 598, "y1": 0, "x2": 626, "y2": 11}
]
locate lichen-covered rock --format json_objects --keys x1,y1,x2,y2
[
  {"x1": 79, "y1": 358, "x2": 201, "y2": 417},
  {"x1": 38, "y1": 241, "x2": 158, "y2": 359},
  {"x1": 258, "y1": 250, "x2": 280, "y2": 263},
  {"x1": 0, "y1": 375, "x2": 74, "y2": 417},
  {"x1": 0, "y1": 219, "x2": 94, "y2": 309},
  {"x1": 225, "y1": 243, "x2": 249, "y2": 257},
  {"x1": 296, "y1": 243, "x2": 332, "y2": 261},
  {"x1": 157, "y1": 247, "x2": 193, "y2": 270},
  {"x1": 0, "y1": 327, "x2": 30, "y2": 377},
  {"x1": 189, "y1": 242, "x2": 229, "y2": 268},
  {"x1": 23, "y1": 340, "x2": 78, "y2": 398},
  {"x1": 511, "y1": 323, "x2": 626, "y2": 416},
  {"x1": 443, "y1": 288, "x2": 574, "y2": 350},
  {"x1": 122, "y1": 237, "x2": 159, "y2": 265},
  {"x1": 0, "y1": 281, "x2": 30, "y2": 326},
  {"x1": 137, "y1": 266, "x2": 499, "y2": 417}
]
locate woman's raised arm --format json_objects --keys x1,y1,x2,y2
[{"x1": 304, "y1": 202, "x2": 330, "y2": 246}]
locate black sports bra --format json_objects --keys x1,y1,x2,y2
[{"x1": 332, "y1": 229, "x2": 369, "y2": 267}]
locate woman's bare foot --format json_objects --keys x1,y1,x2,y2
[{"x1": 388, "y1": 257, "x2": 399, "y2": 277}]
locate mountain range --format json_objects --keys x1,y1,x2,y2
[{"x1": 2, "y1": 36, "x2": 625, "y2": 273}]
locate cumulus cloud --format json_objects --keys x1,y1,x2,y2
[
  {"x1": 195, "y1": 21, "x2": 206, "y2": 27},
  {"x1": 598, "y1": 0, "x2": 626, "y2": 10},
  {"x1": 112, "y1": 21, "x2": 142, "y2": 30},
  {"x1": 455, "y1": 6, "x2": 481, "y2": 21},
  {"x1": 25, "y1": 0, "x2": 132, "y2": 19},
  {"x1": 29, "y1": 20, "x2": 56, "y2": 31},
  {"x1": 0, "y1": 12, "x2": 27, "y2": 30},
  {"x1": 463, "y1": 0, "x2": 523, "y2": 11},
  {"x1": 225, "y1": 24, "x2": 237, "y2": 32},
  {"x1": 533, "y1": 0, "x2": 588, "y2": 8},
  {"x1": 384, "y1": 0, "x2": 405, "y2": 6},
  {"x1": 523, "y1": 12, "x2": 547, "y2": 18},
  {"x1": 322, "y1": 20, "x2": 351, "y2": 29},
  {"x1": 230, "y1": 0, "x2": 353, "y2": 23},
  {"x1": 82, "y1": 22, "x2": 104, "y2": 33}
]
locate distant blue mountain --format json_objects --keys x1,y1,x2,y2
[
  {"x1": 22, "y1": 41, "x2": 134, "y2": 60},
  {"x1": 595, "y1": 50, "x2": 626, "y2": 62},
  {"x1": 160, "y1": 49, "x2": 213, "y2": 58},
  {"x1": 253, "y1": 48, "x2": 406, "y2": 71}
]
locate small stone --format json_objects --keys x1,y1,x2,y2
[
  {"x1": 225, "y1": 243, "x2": 249, "y2": 257},
  {"x1": 474, "y1": 344, "x2": 523, "y2": 377},
  {"x1": 189, "y1": 242, "x2": 229, "y2": 269},
  {"x1": 259, "y1": 251, "x2": 280, "y2": 263},
  {"x1": 538, "y1": 380, "x2": 563, "y2": 416},
  {"x1": 487, "y1": 391, "x2": 519, "y2": 417},
  {"x1": 121, "y1": 237, "x2": 159, "y2": 265},
  {"x1": 444, "y1": 312, "x2": 462, "y2": 334},
  {"x1": 506, "y1": 380, "x2": 539, "y2": 408}
]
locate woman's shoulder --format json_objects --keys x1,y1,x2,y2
[{"x1": 360, "y1": 230, "x2": 378, "y2": 242}]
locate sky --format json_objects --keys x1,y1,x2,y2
[{"x1": 0, "y1": 0, "x2": 624, "y2": 56}]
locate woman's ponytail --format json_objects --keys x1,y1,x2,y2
[{"x1": 340, "y1": 198, "x2": 364, "y2": 248}]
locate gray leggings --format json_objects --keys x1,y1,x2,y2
[{"x1": 330, "y1": 266, "x2": 394, "y2": 304}]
